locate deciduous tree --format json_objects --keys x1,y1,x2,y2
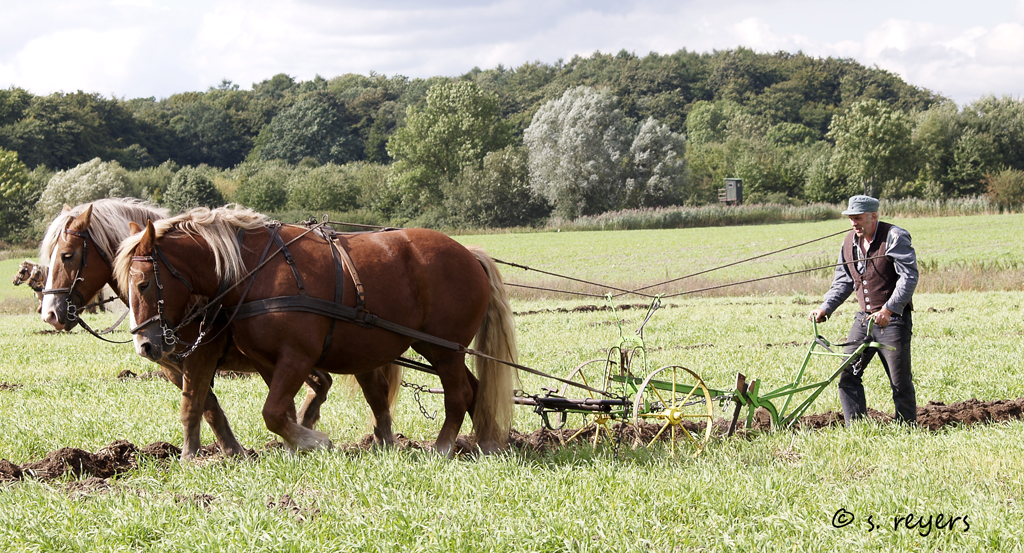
[
  {"x1": 524, "y1": 86, "x2": 632, "y2": 218},
  {"x1": 0, "y1": 148, "x2": 36, "y2": 239},
  {"x1": 36, "y1": 158, "x2": 136, "y2": 219},
  {"x1": 626, "y1": 117, "x2": 688, "y2": 207},
  {"x1": 387, "y1": 80, "x2": 510, "y2": 213},
  {"x1": 826, "y1": 99, "x2": 914, "y2": 197},
  {"x1": 254, "y1": 92, "x2": 359, "y2": 165},
  {"x1": 444, "y1": 145, "x2": 549, "y2": 228},
  {"x1": 161, "y1": 166, "x2": 225, "y2": 212}
]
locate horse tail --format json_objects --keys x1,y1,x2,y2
[
  {"x1": 341, "y1": 362, "x2": 404, "y2": 407},
  {"x1": 383, "y1": 362, "x2": 403, "y2": 407},
  {"x1": 466, "y1": 246, "x2": 519, "y2": 451}
]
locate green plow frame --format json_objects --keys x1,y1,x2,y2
[{"x1": 710, "y1": 319, "x2": 891, "y2": 433}]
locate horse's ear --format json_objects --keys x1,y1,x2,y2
[
  {"x1": 62, "y1": 204, "x2": 72, "y2": 213},
  {"x1": 129, "y1": 222, "x2": 142, "y2": 235},
  {"x1": 137, "y1": 219, "x2": 156, "y2": 254},
  {"x1": 69, "y1": 205, "x2": 93, "y2": 232}
]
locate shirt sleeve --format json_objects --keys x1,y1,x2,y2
[
  {"x1": 883, "y1": 226, "x2": 918, "y2": 315},
  {"x1": 819, "y1": 248, "x2": 854, "y2": 315}
]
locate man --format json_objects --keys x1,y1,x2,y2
[{"x1": 809, "y1": 195, "x2": 919, "y2": 425}]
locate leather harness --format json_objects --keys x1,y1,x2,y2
[
  {"x1": 230, "y1": 225, "x2": 464, "y2": 361},
  {"x1": 133, "y1": 223, "x2": 465, "y2": 366}
]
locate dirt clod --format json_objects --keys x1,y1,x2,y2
[
  {"x1": 139, "y1": 442, "x2": 181, "y2": 459},
  {"x1": 2, "y1": 396, "x2": 1024, "y2": 484},
  {"x1": 268, "y1": 493, "x2": 319, "y2": 522},
  {"x1": 0, "y1": 459, "x2": 24, "y2": 481}
]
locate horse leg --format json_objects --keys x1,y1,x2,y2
[
  {"x1": 297, "y1": 370, "x2": 333, "y2": 429},
  {"x1": 199, "y1": 387, "x2": 247, "y2": 458},
  {"x1": 419, "y1": 348, "x2": 474, "y2": 457},
  {"x1": 176, "y1": 354, "x2": 221, "y2": 459},
  {"x1": 156, "y1": 362, "x2": 241, "y2": 459},
  {"x1": 354, "y1": 367, "x2": 398, "y2": 447},
  {"x1": 262, "y1": 356, "x2": 332, "y2": 453}
]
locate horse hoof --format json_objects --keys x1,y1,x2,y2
[{"x1": 477, "y1": 440, "x2": 505, "y2": 455}]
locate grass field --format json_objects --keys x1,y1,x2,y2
[
  {"x1": 452, "y1": 213, "x2": 1024, "y2": 298},
  {"x1": 1, "y1": 214, "x2": 1023, "y2": 552}
]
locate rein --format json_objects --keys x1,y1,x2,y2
[{"x1": 495, "y1": 229, "x2": 872, "y2": 299}]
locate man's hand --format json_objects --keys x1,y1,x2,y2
[
  {"x1": 871, "y1": 308, "x2": 893, "y2": 328},
  {"x1": 809, "y1": 308, "x2": 828, "y2": 323}
]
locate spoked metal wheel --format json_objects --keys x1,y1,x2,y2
[
  {"x1": 631, "y1": 365, "x2": 715, "y2": 457},
  {"x1": 552, "y1": 359, "x2": 614, "y2": 442}
]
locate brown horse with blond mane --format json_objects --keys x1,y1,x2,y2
[{"x1": 115, "y1": 206, "x2": 519, "y2": 455}]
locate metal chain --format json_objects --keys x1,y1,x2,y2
[{"x1": 401, "y1": 381, "x2": 438, "y2": 420}]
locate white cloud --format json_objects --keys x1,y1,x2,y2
[
  {"x1": 0, "y1": 0, "x2": 1021, "y2": 104},
  {"x1": 978, "y1": 23, "x2": 1024, "y2": 64},
  {"x1": 3, "y1": 28, "x2": 145, "y2": 96}
]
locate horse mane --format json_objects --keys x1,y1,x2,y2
[
  {"x1": 40, "y1": 198, "x2": 170, "y2": 266},
  {"x1": 113, "y1": 205, "x2": 270, "y2": 294}
]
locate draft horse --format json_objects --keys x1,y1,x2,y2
[
  {"x1": 40, "y1": 199, "x2": 400, "y2": 459},
  {"x1": 115, "y1": 206, "x2": 519, "y2": 455},
  {"x1": 13, "y1": 260, "x2": 47, "y2": 312}
]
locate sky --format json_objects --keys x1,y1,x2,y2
[{"x1": 2, "y1": 0, "x2": 1023, "y2": 106}]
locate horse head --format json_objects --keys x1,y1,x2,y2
[
  {"x1": 12, "y1": 261, "x2": 32, "y2": 286},
  {"x1": 28, "y1": 264, "x2": 48, "y2": 292},
  {"x1": 41, "y1": 205, "x2": 110, "y2": 331},
  {"x1": 123, "y1": 220, "x2": 211, "y2": 362}
]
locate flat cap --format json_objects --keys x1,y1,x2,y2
[{"x1": 841, "y1": 195, "x2": 879, "y2": 215}]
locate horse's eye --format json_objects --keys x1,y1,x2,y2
[
  {"x1": 137, "y1": 281, "x2": 150, "y2": 294},
  {"x1": 61, "y1": 252, "x2": 73, "y2": 261}
]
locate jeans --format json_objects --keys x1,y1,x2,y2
[{"x1": 838, "y1": 310, "x2": 916, "y2": 425}]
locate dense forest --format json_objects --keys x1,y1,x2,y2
[{"x1": 2, "y1": 48, "x2": 1023, "y2": 242}]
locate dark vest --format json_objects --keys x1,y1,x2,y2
[{"x1": 842, "y1": 221, "x2": 911, "y2": 314}]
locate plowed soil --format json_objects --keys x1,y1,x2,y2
[{"x1": 2, "y1": 397, "x2": 1023, "y2": 487}]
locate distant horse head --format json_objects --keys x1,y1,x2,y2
[
  {"x1": 13, "y1": 260, "x2": 47, "y2": 313},
  {"x1": 40, "y1": 198, "x2": 169, "y2": 330},
  {"x1": 27, "y1": 263, "x2": 47, "y2": 292},
  {"x1": 12, "y1": 260, "x2": 34, "y2": 286}
]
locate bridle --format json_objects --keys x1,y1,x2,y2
[
  {"x1": 41, "y1": 226, "x2": 128, "y2": 342},
  {"x1": 42, "y1": 227, "x2": 109, "y2": 321},
  {"x1": 128, "y1": 242, "x2": 209, "y2": 352},
  {"x1": 13, "y1": 264, "x2": 31, "y2": 286}
]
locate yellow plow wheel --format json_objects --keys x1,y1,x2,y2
[
  {"x1": 549, "y1": 358, "x2": 612, "y2": 430},
  {"x1": 631, "y1": 365, "x2": 715, "y2": 457}
]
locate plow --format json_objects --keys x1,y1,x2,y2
[{"x1": 405, "y1": 295, "x2": 890, "y2": 457}]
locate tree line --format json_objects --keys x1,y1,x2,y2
[{"x1": 2, "y1": 47, "x2": 1023, "y2": 243}]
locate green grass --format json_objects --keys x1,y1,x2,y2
[{"x1": 1, "y1": 215, "x2": 1023, "y2": 551}]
